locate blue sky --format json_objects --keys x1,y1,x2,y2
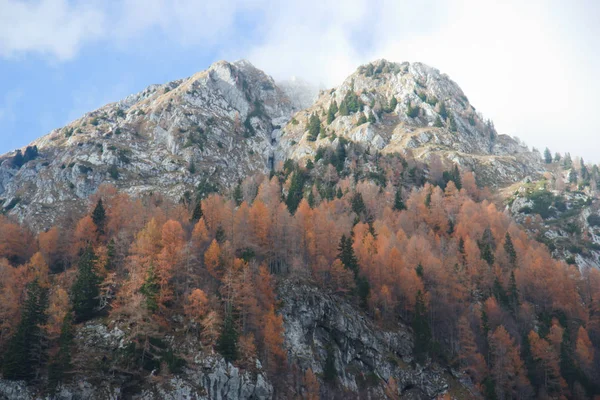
[{"x1": 1, "y1": 0, "x2": 599, "y2": 162}]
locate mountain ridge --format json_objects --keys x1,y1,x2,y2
[{"x1": 0, "y1": 58, "x2": 542, "y2": 231}]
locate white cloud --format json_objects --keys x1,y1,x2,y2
[
  {"x1": 0, "y1": 0, "x2": 105, "y2": 60},
  {"x1": 241, "y1": 0, "x2": 600, "y2": 162},
  {"x1": 0, "y1": 0, "x2": 598, "y2": 161}
]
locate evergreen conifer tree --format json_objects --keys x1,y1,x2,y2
[
  {"x1": 217, "y1": 309, "x2": 238, "y2": 362},
  {"x1": 504, "y1": 233, "x2": 517, "y2": 267},
  {"x1": 351, "y1": 192, "x2": 366, "y2": 216},
  {"x1": 449, "y1": 114, "x2": 457, "y2": 132},
  {"x1": 367, "y1": 112, "x2": 376, "y2": 124},
  {"x1": 544, "y1": 148, "x2": 553, "y2": 164},
  {"x1": 71, "y1": 246, "x2": 101, "y2": 322},
  {"x1": 393, "y1": 187, "x2": 406, "y2": 211},
  {"x1": 191, "y1": 200, "x2": 203, "y2": 223},
  {"x1": 388, "y1": 97, "x2": 397, "y2": 113},
  {"x1": 2, "y1": 279, "x2": 49, "y2": 381},
  {"x1": 327, "y1": 101, "x2": 338, "y2": 124},
  {"x1": 233, "y1": 183, "x2": 243, "y2": 206},
  {"x1": 48, "y1": 311, "x2": 74, "y2": 387},
  {"x1": 140, "y1": 265, "x2": 160, "y2": 312},
  {"x1": 452, "y1": 165, "x2": 462, "y2": 189},
  {"x1": 285, "y1": 171, "x2": 305, "y2": 214},
  {"x1": 413, "y1": 290, "x2": 432, "y2": 362},
  {"x1": 92, "y1": 199, "x2": 106, "y2": 235},
  {"x1": 307, "y1": 114, "x2": 321, "y2": 141}
]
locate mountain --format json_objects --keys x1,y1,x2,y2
[
  {"x1": 279, "y1": 60, "x2": 542, "y2": 187},
  {"x1": 1, "y1": 59, "x2": 542, "y2": 231},
  {"x1": 0, "y1": 60, "x2": 296, "y2": 230},
  {"x1": 1, "y1": 59, "x2": 600, "y2": 400}
]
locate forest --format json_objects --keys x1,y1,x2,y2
[{"x1": 0, "y1": 145, "x2": 599, "y2": 400}]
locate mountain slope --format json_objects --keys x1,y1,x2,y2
[
  {"x1": 1, "y1": 59, "x2": 544, "y2": 231},
  {"x1": 0, "y1": 60, "x2": 296, "y2": 230},
  {"x1": 1, "y1": 59, "x2": 600, "y2": 400},
  {"x1": 278, "y1": 60, "x2": 542, "y2": 187}
]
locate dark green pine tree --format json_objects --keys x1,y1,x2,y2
[
  {"x1": 559, "y1": 327, "x2": 577, "y2": 388},
  {"x1": 91, "y1": 198, "x2": 106, "y2": 235},
  {"x1": 326, "y1": 101, "x2": 338, "y2": 124},
  {"x1": 393, "y1": 187, "x2": 406, "y2": 211},
  {"x1": 452, "y1": 165, "x2": 462, "y2": 190},
  {"x1": 337, "y1": 234, "x2": 370, "y2": 307},
  {"x1": 504, "y1": 232, "x2": 517, "y2": 267},
  {"x1": 412, "y1": 290, "x2": 432, "y2": 363},
  {"x1": 356, "y1": 114, "x2": 367, "y2": 126},
  {"x1": 434, "y1": 116, "x2": 443, "y2": 127},
  {"x1": 544, "y1": 147, "x2": 553, "y2": 164},
  {"x1": 338, "y1": 100, "x2": 349, "y2": 116},
  {"x1": 191, "y1": 200, "x2": 203, "y2": 223},
  {"x1": 508, "y1": 271, "x2": 520, "y2": 313},
  {"x1": 481, "y1": 306, "x2": 490, "y2": 339},
  {"x1": 492, "y1": 277, "x2": 509, "y2": 309},
  {"x1": 521, "y1": 332, "x2": 540, "y2": 389},
  {"x1": 351, "y1": 192, "x2": 366, "y2": 216},
  {"x1": 337, "y1": 235, "x2": 359, "y2": 276},
  {"x1": 233, "y1": 183, "x2": 243, "y2": 207},
  {"x1": 2, "y1": 279, "x2": 49, "y2": 381},
  {"x1": 554, "y1": 152, "x2": 561, "y2": 163},
  {"x1": 307, "y1": 114, "x2": 321, "y2": 141},
  {"x1": 140, "y1": 265, "x2": 160, "y2": 312},
  {"x1": 70, "y1": 246, "x2": 101, "y2": 322},
  {"x1": 479, "y1": 228, "x2": 496, "y2": 267},
  {"x1": 307, "y1": 189, "x2": 315, "y2": 208},
  {"x1": 285, "y1": 171, "x2": 305, "y2": 214},
  {"x1": 448, "y1": 114, "x2": 457, "y2": 132},
  {"x1": 482, "y1": 377, "x2": 498, "y2": 400},
  {"x1": 336, "y1": 187, "x2": 343, "y2": 199},
  {"x1": 333, "y1": 142, "x2": 346, "y2": 173},
  {"x1": 343, "y1": 90, "x2": 361, "y2": 114},
  {"x1": 458, "y1": 237, "x2": 466, "y2": 258},
  {"x1": 48, "y1": 311, "x2": 75, "y2": 387},
  {"x1": 367, "y1": 112, "x2": 376, "y2": 124},
  {"x1": 217, "y1": 309, "x2": 238, "y2": 363},
  {"x1": 569, "y1": 169, "x2": 578, "y2": 184},
  {"x1": 387, "y1": 96, "x2": 398, "y2": 113},
  {"x1": 416, "y1": 263, "x2": 424, "y2": 278},
  {"x1": 438, "y1": 101, "x2": 448, "y2": 120}
]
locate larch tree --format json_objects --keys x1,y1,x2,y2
[
  {"x1": 304, "y1": 368, "x2": 320, "y2": 400},
  {"x1": 457, "y1": 315, "x2": 487, "y2": 384},
  {"x1": 489, "y1": 326, "x2": 531, "y2": 400},
  {"x1": 204, "y1": 239, "x2": 223, "y2": 280},
  {"x1": 184, "y1": 288, "x2": 209, "y2": 324},
  {"x1": 263, "y1": 305, "x2": 287, "y2": 376},
  {"x1": 157, "y1": 220, "x2": 185, "y2": 308}
]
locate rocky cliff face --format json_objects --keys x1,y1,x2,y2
[
  {"x1": 0, "y1": 282, "x2": 475, "y2": 400},
  {"x1": 279, "y1": 282, "x2": 473, "y2": 399},
  {"x1": 0, "y1": 59, "x2": 543, "y2": 231}
]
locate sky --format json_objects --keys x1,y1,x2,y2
[{"x1": 0, "y1": 0, "x2": 599, "y2": 162}]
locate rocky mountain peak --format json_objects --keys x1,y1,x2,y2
[
  {"x1": 279, "y1": 59, "x2": 541, "y2": 186},
  {"x1": 0, "y1": 59, "x2": 543, "y2": 230}
]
